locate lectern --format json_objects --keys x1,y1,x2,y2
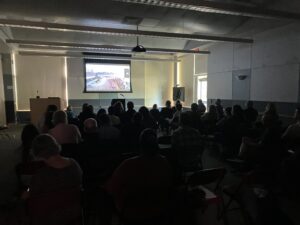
[{"x1": 30, "y1": 98, "x2": 62, "y2": 126}]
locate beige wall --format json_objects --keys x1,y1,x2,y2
[
  {"x1": 15, "y1": 55, "x2": 66, "y2": 110},
  {"x1": 145, "y1": 61, "x2": 173, "y2": 107},
  {"x1": 179, "y1": 54, "x2": 194, "y2": 106},
  {"x1": 14, "y1": 55, "x2": 175, "y2": 110},
  {"x1": 0, "y1": 55, "x2": 6, "y2": 125}
]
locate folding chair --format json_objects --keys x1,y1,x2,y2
[
  {"x1": 222, "y1": 171, "x2": 257, "y2": 225},
  {"x1": 185, "y1": 167, "x2": 227, "y2": 224}
]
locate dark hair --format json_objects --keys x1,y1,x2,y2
[
  {"x1": 165, "y1": 100, "x2": 171, "y2": 107},
  {"x1": 139, "y1": 129, "x2": 158, "y2": 156},
  {"x1": 108, "y1": 106, "x2": 115, "y2": 115},
  {"x1": 97, "y1": 108, "x2": 106, "y2": 117},
  {"x1": 98, "y1": 114, "x2": 111, "y2": 126},
  {"x1": 21, "y1": 124, "x2": 39, "y2": 162},
  {"x1": 127, "y1": 101, "x2": 134, "y2": 110},
  {"x1": 191, "y1": 103, "x2": 198, "y2": 112},
  {"x1": 32, "y1": 134, "x2": 60, "y2": 159}
]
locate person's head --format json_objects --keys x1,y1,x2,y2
[
  {"x1": 139, "y1": 106, "x2": 150, "y2": 118},
  {"x1": 246, "y1": 101, "x2": 253, "y2": 109},
  {"x1": 216, "y1": 99, "x2": 221, "y2": 106},
  {"x1": 198, "y1": 99, "x2": 203, "y2": 105},
  {"x1": 175, "y1": 100, "x2": 181, "y2": 106},
  {"x1": 191, "y1": 103, "x2": 198, "y2": 113},
  {"x1": 180, "y1": 112, "x2": 192, "y2": 127},
  {"x1": 165, "y1": 100, "x2": 171, "y2": 108},
  {"x1": 152, "y1": 104, "x2": 158, "y2": 110},
  {"x1": 225, "y1": 107, "x2": 232, "y2": 117},
  {"x1": 209, "y1": 105, "x2": 217, "y2": 114},
  {"x1": 127, "y1": 101, "x2": 134, "y2": 110},
  {"x1": 114, "y1": 101, "x2": 124, "y2": 114},
  {"x1": 98, "y1": 114, "x2": 111, "y2": 126},
  {"x1": 82, "y1": 103, "x2": 89, "y2": 112},
  {"x1": 97, "y1": 108, "x2": 106, "y2": 117},
  {"x1": 176, "y1": 103, "x2": 182, "y2": 111},
  {"x1": 87, "y1": 105, "x2": 94, "y2": 114},
  {"x1": 84, "y1": 118, "x2": 98, "y2": 133},
  {"x1": 46, "y1": 104, "x2": 58, "y2": 113},
  {"x1": 21, "y1": 124, "x2": 39, "y2": 149},
  {"x1": 66, "y1": 105, "x2": 72, "y2": 111},
  {"x1": 232, "y1": 105, "x2": 243, "y2": 117},
  {"x1": 32, "y1": 134, "x2": 61, "y2": 159},
  {"x1": 52, "y1": 110, "x2": 68, "y2": 125},
  {"x1": 108, "y1": 106, "x2": 115, "y2": 115},
  {"x1": 139, "y1": 128, "x2": 158, "y2": 157}
]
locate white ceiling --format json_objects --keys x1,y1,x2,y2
[{"x1": 0, "y1": 0, "x2": 299, "y2": 54}]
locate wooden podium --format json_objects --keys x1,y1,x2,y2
[{"x1": 30, "y1": 98, "x2": 62, "y2": 126}]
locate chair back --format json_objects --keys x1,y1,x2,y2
[
  {"x1": 187, "y1": 167, "x2": 226, "y2": 191},
  {"x1": 27, "y1": 187, "x2": 82, "y2": 225}
]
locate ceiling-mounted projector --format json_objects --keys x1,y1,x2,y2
[{"x1": 132, "y1": 44, "x2": 146, "y2": 52}]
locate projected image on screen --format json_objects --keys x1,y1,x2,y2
[{"x1": 85, "y1": 61, "x2": 131, "y2": 92}]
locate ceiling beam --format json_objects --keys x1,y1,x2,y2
[
  {"x1": 0, "y1": 19, "x2": 253, "y2": 44},
  {"x1": 18, "y1": 51, "x2": 181, "y2": 62},
  {"x1": 7, "y1": 39, "x2": 211, "y2": 54},
  {"x1": 113, "y1": 0, "x2": 300, "y2": 20}
]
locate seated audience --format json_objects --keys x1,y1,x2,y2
[
  {"x1": 160, "y1": 100, "x2": 173, "y2": 132},
  {"x1": 172, "y1": 112, "x2": 203, "y2": 172},
  {"x1": 220, "y1": 105, "x2": 247, "y2": 157},
  {"x1": 26, "y1": 134, "x2": 82, "y2": 195},
  {"x1": 22, "y1": 134, "x2": 82, "y2": 225},
  {"x1": 106, "y1": 129, "x2": 172, "y2": 222},
  {"x1": 65, "y1": 105, "x2": 75, "y2": 121},
  {"x1": 241, "y1": 112, "x2": 284, "y2": 170},
  {"x1": 96, "y1": 108, "x2": 107, "y2": 126},
  {"x1": 37, "y1": 104, "x2": 58, "y2": 133},
  {"x1": 98, "y1": 114, "x2": 120, "y2": 140},
  {"x1": 201, "y1": 104, "x2": 218, "y2": 134},
  {"x1": 48, "y1": 110, "x2": 81, "y2": 144},
  {"x1": 150, "y1": 104, "x2": 160, "y2": 123},
  {"x1": 121, "y1": 112, "x2": 145, "y2": 153},
  {"x1": 244, "y1": 101, "x2": 258, "y2": 125},
  {"x1": 139, "y1": 106, "x2": 156, "y2": 129},
  {"x1": 170, "y1": 102, "x2": 182, "y2": 129},
  {"x1": 190, "y1": 103, "x2": 202, "y2": 130},
  {"x1": 20, "y1": 124, "x2": 40, "y2": 163},
  {"x1": 108, "y1": 106, "x2": 121, "y2": 127},
  {"x1": 215, "y1": 99, "x2": 224, "y2": 120},
  {"x1": 282, "y1": 107, "x2": 300, "y2": 152},
  {"x1": 263, "y1": 102, "x2": 279, "y2": 125},
  {"x1": 113, "y1": 101, "x2": 125, "y2": 117},
  {"x1": 197, "y1": 99, "x2": 206, "y2": 115},
  {"x1": 78, "y1": 104, "x2": 96, "y2": 130},
  {"x1": 122, "y1": 101, "x2": 136, "y2": 124}
]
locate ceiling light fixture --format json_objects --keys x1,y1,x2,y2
[
  {"x1": 113, "y1": 0, "x2": 300, "y2": 20},
  {"x1": 6, "y1": 39, "x2": 211, "y2": 55},
  {"x1": 0, "y1": 19, "x2": 253, "y2": 44},
  {"x1": 132, "y1": 26, "x2": 146, "y2": 52}
]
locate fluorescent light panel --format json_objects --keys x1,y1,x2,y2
[{"x1": 114, "y1": 0, "x2": 300, "y2": 20}]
